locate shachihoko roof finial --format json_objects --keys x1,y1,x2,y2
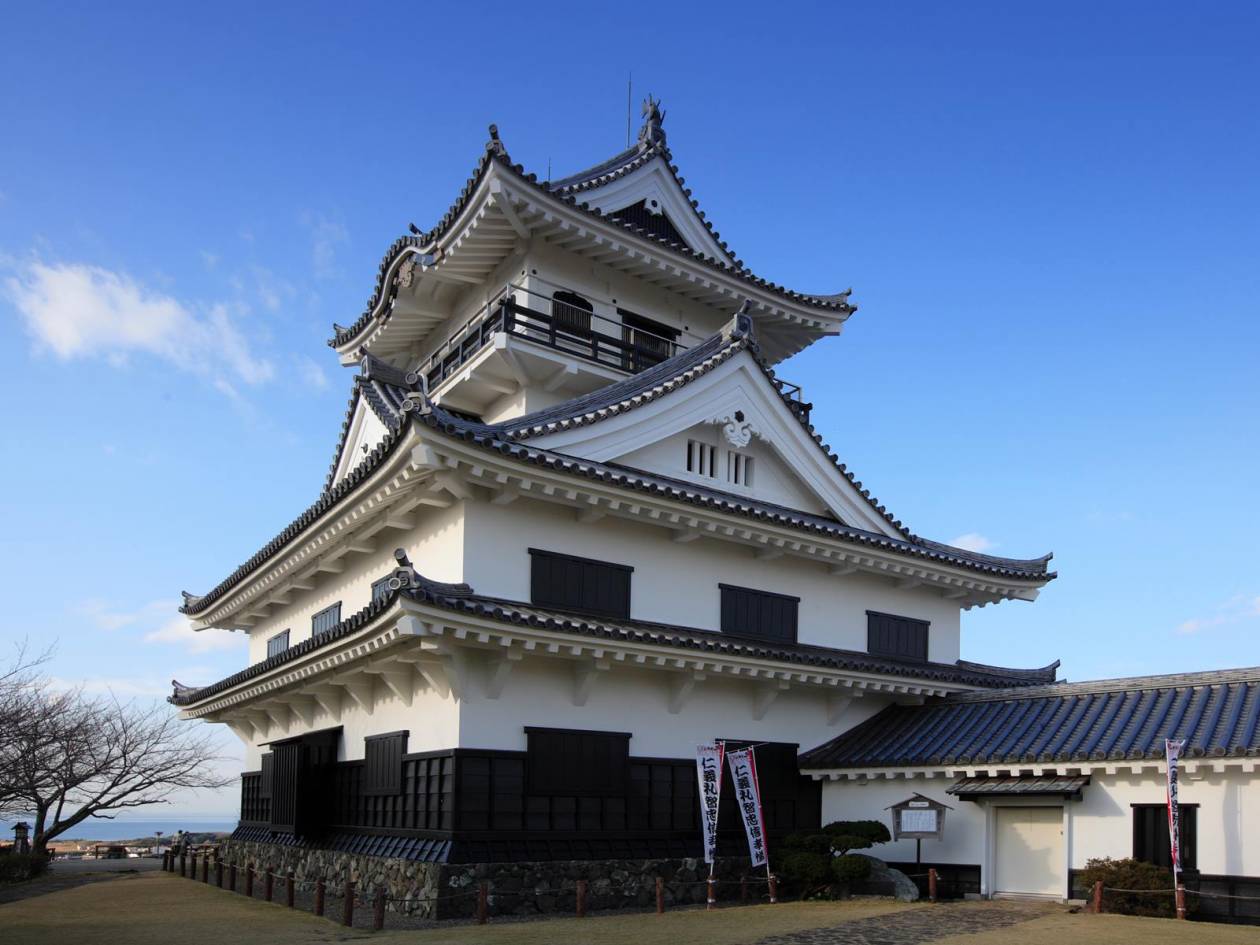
[
  {"x1": 637, "y1": 95, "x2": 666, "y2": 149},
  {"x1": 486, "y1": 123, "x2": 506, "y2": 156}
]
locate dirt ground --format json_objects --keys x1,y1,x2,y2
[{"x1": 1, "y1": 870, "x2": 1256, "y2": 945}]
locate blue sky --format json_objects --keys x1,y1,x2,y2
[{"x1": 1, "y1": 3, "x2": 1257, "y2": 817}]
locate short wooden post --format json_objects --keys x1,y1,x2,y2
[
  {"x1": 576, "y1": 879, "x2": 588, "y2": 918},
  {"x1": 315, "y1": 878, "x2": 326, "y2": 917},
  {"x1": 741, "y1": 877, "x2": 749, "y2": 904},
  {"x1": 655, "y1": 876, "x2": 665, "y2": 915},
  {"x1": 245, "y1": 864, "x2": 254, "y2": 897},
  {"x1": 1175, "y1": 884, "x2": 1187, "y2": 920},
  {"x1": 216, "y1": 857, "x2": 224, "y2": 888},
  {"x1": 162, "y1": 851, "x2": 169, "y2": 871},
  {"x1": 706, "y1": 876, "x2": 716, "y2": 910},
  {"x1": 477, "y1": 881, "x2": 488, "y2": 925},
  {"x1": 229, "y1": 862, "x2": 237, "y2": 892},
  {"x1": 343, "y1": 880, "x2": 355, "y2": 927},
  {"x1": 201, "y1": 854, "x2": 209, "y2": 883},
  {"x1": 179, "y1": 852, "x2": 187, "y2": 877},
  {"x1": 287, "y1": 871, "x2": 295, "y2": 908},
  {"x1": 1091, "y1": 880, "x2": 1103, "y2": 914},
  {"x1": 265, "y1": 869, "x2": 274, "y2": 902},
  {"x1": 928, "y1": 868, "x2": 938, "y2": 902},
  {"x1": 767, "y1": 873, "x2": 778, "y2": 904},
  {"x1": 373, "y1": 889, "x2": 386, "y2": 930}
]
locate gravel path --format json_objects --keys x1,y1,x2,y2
[{"x1": 755, "y1": 900, "x2": 1053, "y2": 944}]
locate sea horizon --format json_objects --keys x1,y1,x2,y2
[{"x1": 1, "y1": 819, "x2": 236, "y2": 841}]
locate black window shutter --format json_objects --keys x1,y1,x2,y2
[
  {"x1": 526, "y1": 727, "x2": 630, "y2": 795},
  {"x1": 719, "y1": 585, "x2": 799, "y2": 644},
  {"x1": 1133, "y1": 804, "x2": 1196, "y2": 870},
  {"x1": 529, "y1": 549, "x2": 632, "y2": 618},
  {"x1": 259, "y1": 752, "x2": 273, "y2": 799},
  {"x1": 867, "y1": 612, "x2": 930, "y2": 662},
  {"x1": 364, "y1": 731, "x2": 408, "y2": 796},
  {"x1": 311, "y1": 602, "x2": 342, "y2": 635},
  {"x1": 266, "y1": 629, "x2": 290, "y2": 659}
]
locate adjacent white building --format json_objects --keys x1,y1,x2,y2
[{"x1": 170, "y1": 101, "x2": 1257, "y2": 917}]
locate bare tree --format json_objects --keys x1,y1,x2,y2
[{"x1": 0, "y1": 665, "x2": 232, "y2": 854}]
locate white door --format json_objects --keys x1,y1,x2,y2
[{"x1": 993, "y1": 806, "x2": 1065, "y2": 899}]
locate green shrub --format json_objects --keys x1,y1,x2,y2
[
  {"x1": 830, "y1": 854, "x2": 872, "y2": 885},
  {"x1": 824, "y1": 820, "x2": 891, "y2": 855},
  {"x1": 778, "y1": 851, "x2": 833, "y2": 894},
  {"x1": 0, "y1": 852, "x2": 50, "y2": 884},
  {"x1": 1077, "y1": 857, "x2": 1192, "y2": 918}
]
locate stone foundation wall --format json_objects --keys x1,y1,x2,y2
[{"x1": 220, "y1": 837, "x2": 757, "y2": 920}]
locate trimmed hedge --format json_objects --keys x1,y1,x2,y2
[{"x1": 1078, "y1": 857, "x2": 1193, "y2": 918}]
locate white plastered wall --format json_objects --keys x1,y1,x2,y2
[
  {"x1": 461, "y1": 495, "x2": 962, "y2": 661},
  {"x1": 821, "y1": 768, "x2": 1260, "y2": 892}
]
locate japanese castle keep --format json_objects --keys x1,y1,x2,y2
[{"x1": 172, "y1": 101, "x2": 1260, "y2": 917}]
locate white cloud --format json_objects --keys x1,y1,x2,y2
[
  {"x1": 949, "y1": 532, "x2": 997, "y2": 553},
  {"x1": 48, "y1": 675, "x2": 170, "y2": 698},
  {"x1": 145, "y1": 615, "x2": 243, "y2": 654},
  {"x1": 294, "y1": 355, "x2": 329, "y2": 389},
  {"x1": 1175, "y1": 594, "x2": 1260, "y2": 635},
  {"x1": 74, "y1": 598, "x2": 175, "y2": 632},
  {"x1": 5, "y1": 260, "x2": 275, "y2": 389},
  {"x1": 301, "y1": 212, "x2": 348, "y2": 280},
  {"x1": 200, "y1": 250, "x2": 219, "y2": 270},
  {"x1": 249, "y1": 265, "x2": 296, "y2": 312}
]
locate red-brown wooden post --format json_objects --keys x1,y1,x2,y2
[
  {"x1": 201, "y1": 854, "x2": 209, "y2": 884},
  {"x1": 179, "y1": 852, "x2": 187, "y2": 877},
  {"x1": 229, "y1": 862, "x2": 237, "y2": 892},
  {"x1": 655, "y1": 876, "x2": 665, "y2": 915},
  {"x1": 741, "y1": 876, "x2": 749, "y2": 904},
  {"x1": 314, "y1": 878, "x2": 326, "y2": 917},
  {"x1": 343, "y1": 880, "x2": 355, "y2": 927},
  {"x1": 1091, "y1": 880, "x2": 1103, "y2": 913},
  {"x1": 245, "y1": 863, "x2": 254, "y2": 897},
  {"x1": 373, "y1": 889, "x2": 386, "y2": 930},
  {"x1": 287, "y1": 871, "x2": 295, "y2": 908},
  {"x1": 1175, "y1": 884, "x2": 1187, "y2": 920},
  {"x1": 928, "y1": 868, "x2": 938, "y2": 902},
  {"x1": 216, "y1": 857, "x2": 224, "y2": 888},
  {"x1": 576, "y1": 879, "x2": 588, "y2": 918},
  {"x1": 706, "y1": 876, "x2": 716, "y2": 910},
  {"x1": 264, "y1": 869, "x2": 274, "y2": 902},
  {"x1": 477, "y1": 882, "x2": 488, "y2": 925},
  {"x1": 767, "y1": 873, "x2": 778, "y2": 904}
]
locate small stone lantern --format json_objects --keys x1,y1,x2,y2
[{"x1": 13, "y1": 822, "x2": 30, "y2": 855}]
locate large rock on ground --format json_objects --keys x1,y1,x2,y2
[{"x1": 855, "y1": 854, "x2": 920, "y2": 901}]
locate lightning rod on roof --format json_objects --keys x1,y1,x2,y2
[{"x1": 627, "y1": 72, "x2": 633, "y2": 148}]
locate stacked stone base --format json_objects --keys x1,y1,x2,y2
[{"x1": 220, "y1": 837, "x2": 756, "y2": 919}]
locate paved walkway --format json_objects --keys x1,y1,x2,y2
[
  {"x1": 757, "y1": 900, "x2": 1053, "y2": 944},
  {"x1": 0, "y1": 858, "x2": 161, "y2": 906}
]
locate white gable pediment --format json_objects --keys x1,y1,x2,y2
[
  {"x1": 575, "y1": 155, "x2": 736, "y2": 267},
  {"x1": 329, "y1": 395, "x2": 390, "y2": 489},
  {"x1": 527, "y1": 351, "x2": 904, "y2": 538}
]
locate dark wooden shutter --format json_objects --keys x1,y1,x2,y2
[
  {"x1": 259, "y1": 752, "x2": 273, "y2": 798},
  {"x1": 551, "y1": 290, "x2": 592, "y2": 336},
  {"x1": 269, "y1": 742, "x2": 301, "y2": 831},
  {"x1": 719, "y1": 585, "x2": 799, "y2": 644},
  {"x1": 311, "y1": 602, "x2": 342, "y2": 635},
  {"x1": 1133, "y1": 804, "x2": 1197, "y2": 869},
  {"x1": 529, "y1": 549, "x2": 633, "y2": 618},
  {"x1": 867, "y1": 611, "x2": 930, "y2": 662},
  {"x1": 364, "y1": 731, "x2": 408, "y2": 796},
  {"x1": 526, "y1": 727, "x2": 630, "y2": 796},
  {"x1": 266, "y1": 629, "x2": 290, "y2": 659}
]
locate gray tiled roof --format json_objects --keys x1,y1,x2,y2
[
  {"x1": 328, "y1": 122, "x2": 854, "y2": 351},
  {"x1": 948, "y1": 775, "x2": 1090, "y2": 797},
  {"x1": 799, "y1": 668, "x2": 1260, "y2": 770},
  {"x1": 170, "y1": 560, "x2": 1060, "y2": 708},
  {"x1": 181, "y1": 321, "x2": 1053, "y2": 618}
]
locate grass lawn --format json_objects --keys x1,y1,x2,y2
[{"x1": 2, "y1": 870, "x2": 1257, "y2": 945}]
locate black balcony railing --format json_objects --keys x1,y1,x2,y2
[{"x1": 421, "y1": 285, "x2": 687, "y2": 393}]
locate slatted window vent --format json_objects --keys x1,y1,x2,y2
[
  {"x1": 311, "y1": 602, "x2": 342, "y2": 635},
  {"x1": 686, "y1": 440, "x2": 716, "y2": 478},
  {"x1": 265, "y1": 629, "x2": 290, "y2": 659},
  {"x1": 727, "y1": 451, "x2": 754, "y2": 487}
]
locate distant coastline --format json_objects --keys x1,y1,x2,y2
[{"x1": 1, "y1": 819, "x2": 235, "y2": 842}]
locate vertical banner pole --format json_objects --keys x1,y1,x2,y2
[
  {"x1": 696, "y1": 740, "x2": 725, "y2": 906},
  {"x1": 727, "y1": 746, "x2": 772, "y2": 899},
  {"x1": 1165, "y1": 739, "x2": 1187, "y2": 920}
]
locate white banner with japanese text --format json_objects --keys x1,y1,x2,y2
[
  {"x1": 696, "y1": 742, "x2": 726, "y2": 865},
  {"x1": 1165, "y1": 738, "x2": 1185, "y2": 882},
  {"x1": 726, "y1": 747, "x2": 769, "y2": 868}
]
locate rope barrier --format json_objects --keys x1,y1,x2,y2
[{"x1": 1104, "y1": 885, "x2": 1260, "y2": 903}]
